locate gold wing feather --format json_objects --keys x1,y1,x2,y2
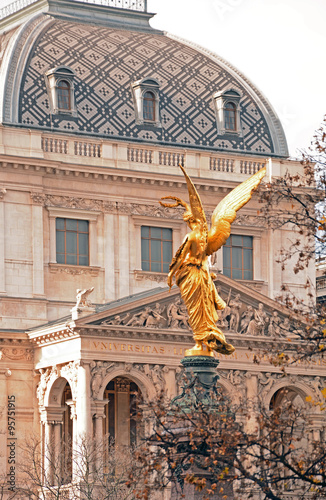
[
  {"x1": 179, "y1": 165, "x2": 207, "y2": 229},
  {"x1": 206, "y1": 167, "x2": 266, "y2": 256}
]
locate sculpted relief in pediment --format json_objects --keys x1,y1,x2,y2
[{"x1": 97, "y1": 286, "x2": 292, "y2": 339}]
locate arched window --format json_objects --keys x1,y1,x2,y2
[
  {"x1": 57, "y1": 80, "x2": 71, "y2": 111},
  {"x1": 143, "y1": 91, "x2": 155, "y2": 121},
  {"x1": 224, "y1": 102, "x2": 237, "y2": 131}
]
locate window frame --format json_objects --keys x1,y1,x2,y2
[
  {"x1": 141, "y1": 225, "x2": 173, "y2": 273},
  {"x1": 223, "y1": 234, "x2": 254, "y2": 281},
  {"x1": 224, "y1": 101, "x2": 237, "y2": 131},
  {"x1": 132, "y1": 216, "x2": 184, "y2": 277},
  {"x1": 132, "y1": 78, "x2": 161, "y2": 127},
  {"x1": 47, "y1": 207, "x2": 100, "y2": 267},
  {"x1": 143, "y1": 91, "x2": 156, "y2": 122},
  {"x1": 45, "y1": 66, "x2": 77, "y2": 116},
  {"x1": 213, "y1": 87, "x2": 242, "y2": 136},
  {"x1": 56, "y1": 217, "x2": 89, "y2": 266}
]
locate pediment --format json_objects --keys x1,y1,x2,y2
[{"x1": 73, "y1": 274, "x2": 295, "y2": 343}]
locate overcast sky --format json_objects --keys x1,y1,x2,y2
[
  {"x1": 1, "y1": 0, "x2": 325, "y2": 157},
  {"x1": 148, "y1": 0, "x2": 326, "y2": 157}
]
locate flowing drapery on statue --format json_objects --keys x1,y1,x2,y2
[{"x1": 161, "y1": 165, "x2": 266, "y2": 356}]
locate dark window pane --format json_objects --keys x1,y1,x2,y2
[
  {"x1": 57, "y1": 253, "x2": 65, "y2": 264},
  {"x1": 66, "y1": 219, "x2": 77, "y2": 231},
  {"x1": 79, "y1": 233, "x2": 89, "y2": 256},
  {"x1": 243, "y1": 236, "x2": 253, "y2": 248},
  {"x1": 56, "y1": 231, "x2": 65, "y2": 254},
  {"x1": 66, "y1": 254, "x2": 77, "y2": 265},
  {"x1": 141, "y1": 226, "x2": 149, "y2": 237},
  {"x1": 151, "y1": 239, "x2": 161, "y2": 261},
  {"x1": 232, "y1": 235, "x2": 242, "y2": 246},
  {"x1": 225, "y1": 102, "x2": 236, "y2": 131},
  {"x1": 162, "y1": 262, "x2": 169, "y2": 273},
  {"x1": 224, "y1": 268, "x2": 231, "y2": 278},
  {"x1": 141, "y1": 239, "x2": 149, "y2": 261},
  {"x1": 143, "y1": 91, "x2": 155, "y2": 121},
  {"x1": 151, "y1": 261, "x2": 161, "y2": 272},
  {"x1": 78, "y1": 220, "x2": 89, "y2": 232},
  {"x1": 162, "y1": 228, "x2": 172, "y2": 240},
  {"x1": 232, "y1": 269, "x2": 242, "y2": 280},
  {"x1": 223, "y1": 247, "x2": 231, "y2": 269},
  {"x1": 225, "y1": 236, "x2": 231, "y2": 246},
  {"x1": 232, "y1": 247, "x2": 242, "y2": 269},
  {"x1": 151, "y1": 227, "x2": 161, "y2": 239},
  {"x1": 162, "y1": 240, "x2": 172, "y2": 263},
  {"x1": 243, "y1": 249, "x2": 252, "y2": 270},
  {"x1": 79, "y1": 255, "x2": 89, "y2": 266},
  {"x1": 56, "y1": 218, "x2": 64, "y2": 230},
  {"x1": 142, "y1": 261, "x2": 150, "y2": 271},
  {"x1": 66, "y1": 232, "x2": 77, "y2": 254},
  {"x1": 243, "y1": 269, "x2": 253, "y2": 280},
  {"x1": 57, "y1": 80, "x2": 70, "y2": 110}
]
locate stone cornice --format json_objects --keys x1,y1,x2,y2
[
  {"x1": 1, "y1": 156, "x2": 256, "y2": 193},
  {"x1": 27, "y1": 322, "x2": 299, "y2": 353}
]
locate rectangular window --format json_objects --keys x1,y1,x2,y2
[
  {"x1": 223, "y1": 235, "x2": 253, "y2": 280},
  {"x1": 141, "y1": 226, "x2": 172, "y2": 273},
  {"x1": 56, "y1": 218, "x2": 89, "y2": 266}
]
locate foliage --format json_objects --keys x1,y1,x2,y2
[{"x1": 130, "y1": 384, "x2": 326, "y2": 500}]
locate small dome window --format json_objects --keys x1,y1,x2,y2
[
  {"x1": 45, "y1": 66, "x2": 77, "y2": 117},
  {"x1": 57, "y1": 80, "x2": 71, "y2": 111},
  {"x1": 224, "y1": 102, "x2": 237, "y2": 131},
  {"x1": 213, "y1": 87, "x2": 242, "y2": 136},
  {"x1": 132, "y1": 78, "x2": 161, "y2": 127}
]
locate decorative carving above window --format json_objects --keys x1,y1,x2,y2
[
  {"x1": 213, "y1": 87, "x2": 242, "y2": 136},
  {"x1": 45, "y1": 66, "x2": 77, "y2": 116},
  {"x1": 132, "y1": 77, "x2": 161, "y2": 127}
]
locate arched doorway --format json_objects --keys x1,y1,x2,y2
[{"x1": 103, "y1": 377, "x2": 142, "y2": 448}]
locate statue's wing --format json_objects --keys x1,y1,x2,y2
[
  {"x1": 179, "y1": 165, "x2": 207, "y2": 229},
  {"x1": 206, "y1": 167, "x2": 266, "y2": 256}
]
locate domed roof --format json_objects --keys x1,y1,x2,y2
[{"x1": 0, "y1": 0, "x2": 288, "y2": 157}]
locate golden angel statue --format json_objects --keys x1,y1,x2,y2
[{"x1": 160, "y1": 165, "x2": 266, "y2": 357}]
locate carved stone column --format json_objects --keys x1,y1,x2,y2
[
  {"x1": 76, "y1": 361, "x2": 92, "y2": 438},
  {"x1": 116, "y1": 378, "x2": 130, "y2": 447},
  {"x1": 40, "y1": 406, "x2": 65, "y2": 485},
  {"x1": 43, "y1": 420, "x2": 53, "y2": 484},
  {"x1": 91, "y1": 400, "x2": 108, "y2": 470},
  {"x1": 66, "y1": 400, "x2": 77, "y2": 480}
]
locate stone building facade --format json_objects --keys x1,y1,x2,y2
[{"x1": 0, "y1": 0, "x2": 322, "y2": 497}]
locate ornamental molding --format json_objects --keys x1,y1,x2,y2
[
  {"x1": 48, "y1": 263, "x2": 101, "y2": 276},
  {"x1": 90, "y1": 360, "x2": 116, "y2": 399},
  {"x1": 0, "y1": 188, "x2": 6, "y2": 200},
  {"x1": 37, "y1": 361, "x2": 80, "y2": 407},
  {"x1": 0, "y1": 347, "x2": 33, "y2": 360},
  {"x1": 134, "y1": 270, "x2": 168, "y2": 283}
]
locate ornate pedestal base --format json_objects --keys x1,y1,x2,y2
[{"x1": 170, "y1": 355, "x2": 233, "y2": 499}]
